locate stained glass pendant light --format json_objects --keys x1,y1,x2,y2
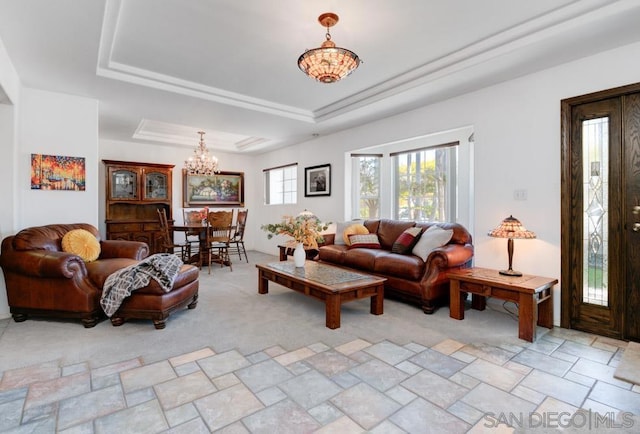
[{"x1": 297, "y1": 12, "x2": 361, "y2": 83}]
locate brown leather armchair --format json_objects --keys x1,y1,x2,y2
[{"x1": 0, "y1": 223, "x2": 149, "y2": 328}]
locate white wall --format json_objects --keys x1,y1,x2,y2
[
  {"x1": 0, "y1": 37, "x2": 20, "y2": 105},
  {"x1": 253, "y1": 40, "x2": 640, "y2": 326},
  {"x1": 0, "y1": 104, "x2": 16, "y2": 319},
  {"x1": 18, "y1": 89, "x2": 99, "y2": 228},
  {"x1": 0, "y1": 38, "x2": 20, "y2": 319},
  {"x1": 0, "y1": 103, "x2": 16, "y2": 234}
]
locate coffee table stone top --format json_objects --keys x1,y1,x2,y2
[{"x1": 265, "y1": 261, "x2": 375, "y2": 286}]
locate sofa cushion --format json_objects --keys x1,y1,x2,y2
[
  {"x1": 363, "y1": 220, "x2": 380, "y2": 235},
  {"x1": 348, "y1": 233, "x2": 381, "y2": 249},
  {"x1": 85, "y1": 258, "x2": 141, "y2": 289},
  {"x1": 62, "y1": 229, "x2": 101, "y2": 262},
  {"x1": 375, "y1": 219, "x2": 417, "y2": 250},
  {"x1": 412, "y1": 225, "x2": 454, "y2": 261},
  {"x1": 391, "y1": 227, "x2": 423, "y2": 254},
  {"x1": 343, "y1": 224, "x2": 369, "y2": 245},
  {"x1": 318, "y1": 245, "x2": 348, "y2": 265},
  {"x1": 343, "y1": 247, "x2": 386, "y2": 271},
  {"x1": 373, "y1": 251, "x2": 425, "y2": 281}
]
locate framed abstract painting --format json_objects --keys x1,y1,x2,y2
[{"x1": 30, "y1": 154, "x2": 86, "y2": 191}]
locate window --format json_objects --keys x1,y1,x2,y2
[
  {"x1": 348, "y1": 128, "x2": 473, "y2": 228},
  {"x1": 351, "y1": 154, "x2": 381, "y2": 219},
  {"x1": 392, "y1": 142, "x2": 458, "y2": 222},
  {"x1": 264, "y1": 163, "x2": 297, "y2": 205}
]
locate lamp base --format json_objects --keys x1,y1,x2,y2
[{"x1": 499, "y1": 269, "x2": 522, "y2": 277}]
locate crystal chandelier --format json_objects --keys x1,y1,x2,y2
[
  {"x1": 297, "y1": 12, "x2": 361, "y2": 84},
  {"x1": 184, "y1": 131, "x2": 219, "y2": 176}
]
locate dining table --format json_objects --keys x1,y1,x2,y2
[
  {"x1": 171, "y1": 223, "x2": 235, "y2": 267},
  {"x1": 171, "y1": 223, "x2": 207, "y2": 265}
]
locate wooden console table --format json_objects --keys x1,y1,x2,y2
[{"x1": 447, "y1": 267, "x2": 557, "y2": 342}]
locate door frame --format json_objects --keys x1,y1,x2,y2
[{"x1": 560, "y1": 82, "x2": 640, "y2": 337}]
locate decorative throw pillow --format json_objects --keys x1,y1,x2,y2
[
  {"x1": 343, "y1": 224, "x2": 369, "y2": 245},
  {"x1": 348, "y1": 233, "x2": 381, "y2": 249},
  {"x1": 61, "y1": 229, "x2": 101, "y2": 262},
  {"x1": 411, "y1": 225, "x2": 453, "y2": 261},
  {"x1": 391, "y1": 227, "x2": 423, "y2": 254},
  {"x1": 334, "y1": 220, "x2": 363, "y2": 246}
]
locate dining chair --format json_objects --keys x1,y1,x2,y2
[
  {"x1": 182, "y1": 209, "x2": 203, "y2": 256},
  {"x1": 228, "y1": 209, "x2": 248, "y2": 263},
  {"x1": 156, "y1": 209, "x2": 190, "y2": 262},
  {"x1": 202, "y1": 210, "x2": 234, "y2": 273}
]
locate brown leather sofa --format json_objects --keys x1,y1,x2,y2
[
  {"x1": 0, "y1": 223, "x2": 199, "y2": 328},
  {"x1": 318, "y1": 219, "x2": 473, "y2": 314}
]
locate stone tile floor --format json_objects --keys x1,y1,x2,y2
[{"x1": 1, "y1": 328, "x2": 639, "y2": 433}]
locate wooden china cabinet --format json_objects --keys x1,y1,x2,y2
[{"x1": 103, "y1": 160, "x2": 174, "y2": 254}]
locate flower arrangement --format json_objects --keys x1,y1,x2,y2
[{"x1": 261, "y1": 212, "x2": 330, "y2": 249}]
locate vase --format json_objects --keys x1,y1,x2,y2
[{"x1": 293, "y1": 242, "x2": 306, "y2": 267}]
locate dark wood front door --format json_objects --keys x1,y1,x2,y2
[{"x1": 561, "y1": 83, "x2": 640, "y2": 341}]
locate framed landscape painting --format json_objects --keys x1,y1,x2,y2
[
  {"x1": 183, "y1": 170, "x2": 244, "y2": 207},
  {"x1": 30, "y1": 153, "x2": 86, "y2": 191},
  {"x1": 305, "y1": 164, "x2": 331, "y2": 197}
]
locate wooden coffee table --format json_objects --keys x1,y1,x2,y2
[{"x1": 256, "y1": 261, "x2": 386, "y2": 329}]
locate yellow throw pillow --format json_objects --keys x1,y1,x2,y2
[
  {"x1": 62, "y1": 229, "x2": 101, "y2": 262},
  {"x1": 343, "y1": 224, "x2": 369, "y2": 246}
]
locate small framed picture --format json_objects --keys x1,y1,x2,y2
[{"x1": 305, "y1": 164, "x2": 331, "y2": 197}]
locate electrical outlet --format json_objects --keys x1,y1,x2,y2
[{"x1": 514, "y1": 189, "x2": 527, "y2": 201}]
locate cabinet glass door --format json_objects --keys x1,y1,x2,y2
[
  {"x1": 144, "y1": 171, "x2": 168, "y2": 200},
  {"x1": 111, "y1": 169, "x2": 138, "y2": 199}
]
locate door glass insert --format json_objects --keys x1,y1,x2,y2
[{"x1": 582, "y1": 117, "x2": 609, "y2": 306}]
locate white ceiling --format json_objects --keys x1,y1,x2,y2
[{"x1": 2, "y1": 0, "x2": 640, "y2": 154}]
